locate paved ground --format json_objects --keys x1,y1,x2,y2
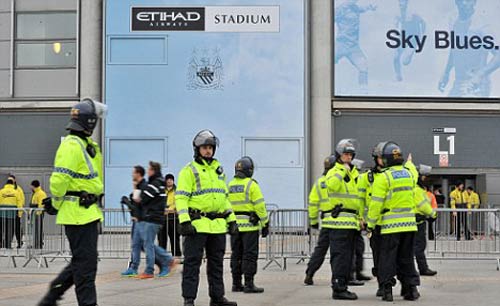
[{"x1": 1, "y1": 257, "x2": 499, "y2": 306}]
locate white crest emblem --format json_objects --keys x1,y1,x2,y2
[{"x1": 187, "y1": 48, "x2": 223, "y2": 90}]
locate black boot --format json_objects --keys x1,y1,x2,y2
[
  {"x1": 184, "y1": 298, "x2": 195, "y2": 306},
  {"x1": 348, "y1": 279, "x2": 365, "y2": 286},
  {"x1": 403, "y1": 286, "x2": 420, "y2": 301},
  {"x1": 244, "y1": 276, "x2": 264, "y2": 293},
  {"x1": 420, "y1": 268, "x2": 437, "y2": 276},
  {"x1": 210, "y1": 297, "x2": 237, "y2": 306},
  {"x1": 356, "y1": 272, "x2": 372, "y2": 281},
  {"x1": 232, "y1": 275, "x2": 244, "y2": 292},
  {"x1": 382, "y1": 284, "x2": 393, "y2": 302},
  {"x1": 304, "y1": 274, "x2": 314, "y2": 286},
  {"x1": 376, "y1": 285, "x2": 383, "y2": 297},
  {"x1": 400, "y1": 284, "x2": 410, "y2": 297},
  {"x1": 332, "y1": 290, "x2": 358, "y2": 300}
]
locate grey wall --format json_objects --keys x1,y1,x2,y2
[
  {"x1": 0, "y1": 113, "x2": 67, "y2": 167},
  {"x1": 333, "y1": 112, "x2": 500, "y2": 169}
]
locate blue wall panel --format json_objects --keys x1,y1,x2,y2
[{"x1": 104, "y1": 0, "x2": 306, "y2": 209}]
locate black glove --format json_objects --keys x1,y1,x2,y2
[
  {"x1": 43, "y1": 197, "x2": 58, "y2": 215},
  {"x1": 310, "y1": 223, "x2": 319, "y2": 230},
  {"x1": 120, "y1": 196, "x2": 132, "y2": 208},
  {"x1": 261, "y1": 224, "x2": 270, "y2": 238},
  {"x1": 179, "y1": 221, "x2": 197, "y2": 236},
  {"x1": 228, "y1": 221, "x2": 239, "y2": 236}
]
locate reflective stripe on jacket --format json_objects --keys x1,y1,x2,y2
[
  {"x1": 308, "y1": 175, "x2": 329, "y2": 226},
  {"x1": 175, "y1": 159, "x2": 236, "y2": 234},
  {"x1": 228, "y1": 177, "x2": 268, "y2": 232},
  {"x1": 367, "y1": 165, "x2": 417, "y2": 234},
  {"x1": 322, "y1": 162, "x2": 361, "y2": 230},
  {"x1": 50, "y1": 134, "x2": 103, "y2": 225}
]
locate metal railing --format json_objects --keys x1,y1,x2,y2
[{"x1": 2, "y1": 207, "x2": 499, "y2": 270}]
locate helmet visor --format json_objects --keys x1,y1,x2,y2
[
  {"x1": 93, "y1": 100, "x2": 108, "y2": 119},
  {"x1": 335, "y1": 138, "x2": 359, "y2": 156},
  {"x1": 418, "y1": 164, "x2": 432, "y2": 176},
  {"x1": 193, "y1": 130, "x2": 220, "y2": 147}
]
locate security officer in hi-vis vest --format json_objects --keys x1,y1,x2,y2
[
  {"x1": 228, "y1": 156, "x2": 269, "y2": 294},
  {"x1": 38, "y1": 98, "x2": 107, "y2": 306},
  {"x1": 367, "y1": 141, "x2": 420, "y2": 302},
  {"x1": 324, "y1": 139, "x2": 362, "y2": 301},
  {"x1": 175, "y1": 130, "x2": 238, "y2": 306}
]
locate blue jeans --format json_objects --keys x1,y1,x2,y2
[{"x1": 131, "y1": 221, "x2": 173, "y2": 274}]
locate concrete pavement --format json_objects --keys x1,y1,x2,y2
[{"x1": 1, "y1": 258, "x2": 499, "y2": 306}]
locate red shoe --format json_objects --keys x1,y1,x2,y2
[{"x1": 137, "y1": 273, "x2": 154, "y2": 279}]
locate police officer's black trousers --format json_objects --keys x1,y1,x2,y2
[
  {"x1": 351, "y1": 231, "x2": 365, "y2": 275},
  {"x1": 305, "y1": 228, "x2": 330, "y2": 277},
  {"x1": 369, "y1": 227, "x2": 382, "y2": 277},
  {"x1": 330, "y1": 229, "x2": 356, "y2": 291},
  {"x1": 231, "y1": 230, "x2": 259, "y2": 280},
  {"x1": 39, "y1": 221, "x2": 99, "y2": 306},
  {"x1": 182, "y1": 233, "x2": 226, "y2": 300},
  {"x1": 378, "y1": 232, "x2": 420, "y2": 288},
  {"x1": 415, "y1": 223, "x2": 428, "y2": 272}
]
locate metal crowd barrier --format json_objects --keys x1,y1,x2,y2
[
  {"x1": 262, "y1": 208, "x2": 500, "y2": 271},
  {"x1": 2, "y1": 207, "x2": 499, "y2": 270}
]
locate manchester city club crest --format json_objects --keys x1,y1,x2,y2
[{"x1": 187, "y1": 48, "x2": 223, "y2": 90}]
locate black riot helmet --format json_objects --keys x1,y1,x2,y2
[
  {"x1": 334, "y1": 139, "x2": 358, "y2": 161},
  {"x1": 235, "y1": 156, "x2": 255, "y2": 178},
  {"x1": 193, "y1": 129, "x2": 219, "y2": 161},
  {"x1": 323, "y1": 154, "x2": 336, "y2": 175},
  {"x1": 372, "y1": 141, "x2": 404, "y2": 168},
  {"x1": 66, "y1": 98, "x2": 107, "y2": 136}
]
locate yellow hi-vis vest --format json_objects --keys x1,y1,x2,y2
[
  {"x1": 308, "y1": 175, "x2": 329, "y2": 227},
  {"x1": 322, "y1": 162, "x2": 361, "y2": 230},
  {"x1": 415, "y1": 185, "x2": 437, "y2": 224},
  {"x1": 228, "y1": 177, "x2": 268, "y2": 232},
  {"x1": 175, "y1": 159, "x2": 237, "y2": 234},
  {"x1": 50, "y1": 134, "x2": 103, "y2": 225},
  {"x1": 367, "y1": 165, "x2": 417, "y2": 234}
]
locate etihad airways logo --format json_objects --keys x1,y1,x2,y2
[{"x1": 131, "y1": 6, "x2": 280, "y2": 32}]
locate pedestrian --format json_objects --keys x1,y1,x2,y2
[
  {"x1": 0, "y1": 179, "x2": 22, "y2": 249},
  {"x1": 8, "y1": 174, "x2": 25, "y2": 248},
  {"x1": 413, "y1": 166, "x2": 437, "y2": 276},
  {"x1": 304, "y1": 155, "x2": 335, "y2": 286},
  {"x1": 121, "y1": 165, "x2": 165, "y2": 277},
  {"x1": 158, "y1": 173, "x2": 182, "y2": 257},
  {"x1": 228, "y1": 156, "x2": 269, "y2": 294},
  {"x1": 324, "y1": 139, "x2": 362, "y2": 300},
  {"x1": 176, "y1": 129, "x2": 238, "y2": 306},
  {"x1": 29, "y1": 180, "x2": 47, "y2": 249},
  {"x1": 127, "y1": 162, "x2": 175, "y2": 279},
  {"x1": 367, "y1": 141, "x2": 420, "y2": 302},
  {"x1": 450, "y1": 182, "x2": 471, "y2": 240},
  {"x1": 38, "y1": 98, "x2": 107, "y2": 306}
]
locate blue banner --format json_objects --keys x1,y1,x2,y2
[{"x1": 333, "y1": 0, "x2": 500, "y2": 98}]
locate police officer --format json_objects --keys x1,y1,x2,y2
[
  {"x1": 324, "y1": 139, "x2": 362, "y2": 300},
  {"x1": 367, "y1": 142, "x2": 420, "y2": 302},
  {"x1": 38, "y1": 98, "x2": 106, "y2": 306},
  {"x1": 357, "y1": 150, "x2": 383, "y2": 296},
  {"x1": 176, "y1": 130, "x2": 238, "y2": 306},
  {"x1": 228, "y1": 156, "x2": 269, "y2": 293},
  {"x1": 413, "y1": 165, "x2": 437, "y2": 276},
  {"x1": 304, "y1": 155, "x2": 335, "y2": 286}
]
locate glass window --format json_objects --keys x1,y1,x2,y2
[
  {"x1": 16, "y1": 42, "x2": 76, "y2": 68},
  {"x1": 16, "y1": 13, "x2": 77, "y2": 40}
]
